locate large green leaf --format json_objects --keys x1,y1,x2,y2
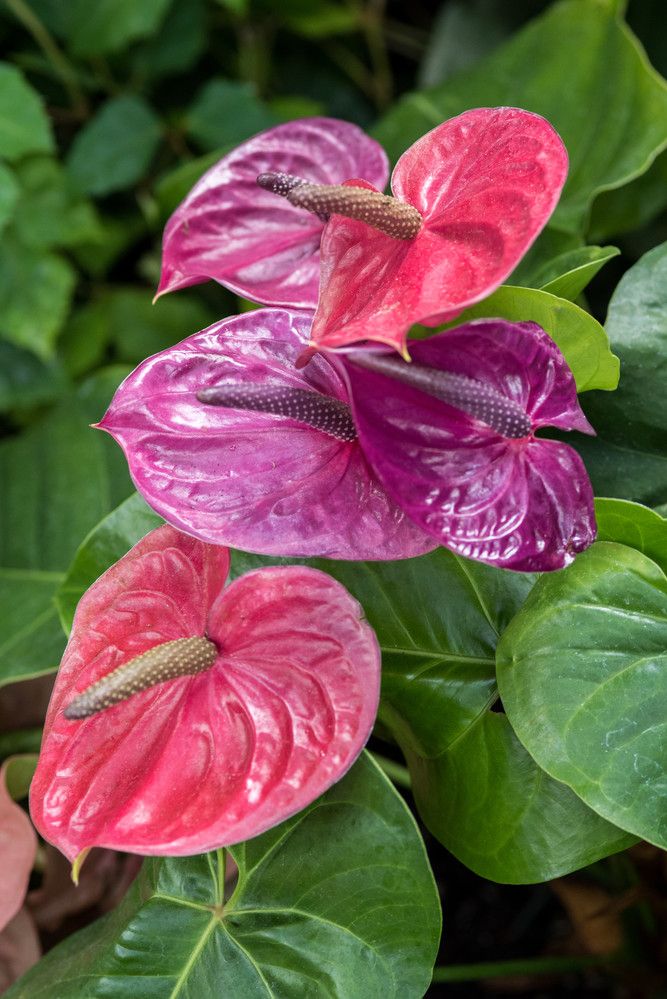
[
  {"x1": 498, "y1": 540, "x2": 667, "y2": 849},
  {"x1": 373, "y1": 0, "x2": 667, "y2": 234},
  {"x1": 595, "y1": 497, "x2": 667, "y2": 570},
  {"x1": 66, "y1": 96, "x2": 162, "y2": 196},
  {"x1": 0, "y1": 343, "x2": 67, "y2": 413},
  {"x1": 441, "y1": 284, "x2": 619, "y2": 392},
  {"x1": 405, "y1": 712, "x2": 634, "y2": 885},
  {"x1": 0, "y1": 236, "x2": 76, "y2": 358},
  {"x1": 0, "y1": 370, "x2": 133, "y2": 686},
  {"x1": 13, "y1": 157, "x2": 102, "y2": 251},
  {"x1": 0, "y1": 63, "x2": 53, "y2": 161},
  {"x1": 577, "y1": 241, "x2": 667, "y2": 505},
  {"x1": 8, "y1": 754, "x2": 441, "y2": 998},
  {"x1": 532, "y1": 245, "x2": 621, "y2": 300},
  {"x1": 0, "y1": 163, "x2": 18, "y2": 235},
  {"x1": 62, "y1": 0, "x2": 173, "y2": 56}
]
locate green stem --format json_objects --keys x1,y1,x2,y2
[
  {"x1": 5, "y1": 0, "x2": 88, "y2": 115},
  {"x1": 372, "y1": 753, "x2": 411, "y2": 789},
  {"x1": 432, "y1": 954, "x2": 623, "y2": 983}
]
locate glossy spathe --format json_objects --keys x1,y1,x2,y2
[{"x1": 30, "y1": 526, "x2": 381, "y2": 859}]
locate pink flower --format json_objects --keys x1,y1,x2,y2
[
  {"x1": 0, "y1": 763, "x2": 36, "y2": 932},
  {"x1": 157, "y1": 117, "x2": 388, "y2": 309},
  {"x1": 309, "y1": 108, "x2": 568, "y2": 355},
  {"x1": 97, "y1": 308, "x2": 434, "y2": 562},
  {"x1": 30, "y1": 526, "x2": 381, "y2": 860},
  {"x1": 99, "y1": 309, "x2": 595, "y2": 572}
]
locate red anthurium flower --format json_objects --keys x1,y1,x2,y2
[
  {"x1": 30, "y1": 526, "x2": 381, "y2": 860},
  {"x1": 308, "y1": 108, "x2": 569, "y2": 354},
  {"x1": 97, "y1": 308, "x2": 434, "y2": 562},
  {"x1": 99, "y1": 308, "x2": 595, "y2": 572},
  {"x1": 341, "y1": 319, "x2": 596, "y2": 571},
  {"x1": 0, "y1": 763, "x2": 37, "y2": 932},
  {"x1": 156, "y1": 117, "x2": 388, "y2": 309}
]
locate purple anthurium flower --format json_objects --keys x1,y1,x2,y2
[
  {"x1": 98, "y1": 308, "x2": 434, "y2": 561},
  {"x1": 100, "y1": 310, "x2": 596, "y2": 571},
  {"x1": 156, "y1": 118, "x2": 388, "y2": 309}
]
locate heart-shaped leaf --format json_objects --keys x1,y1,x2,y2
[
  {"x1": 12, "y1": 754, "x2": 441, "y2": 998},
  {"x1": 498, "y1": 538, "x2": 667, "y2": 848}
]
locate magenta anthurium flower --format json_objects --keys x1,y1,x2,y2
[
  {"x1": 99, "y1": 308, "x2": 595, "y2": 572},
  {"x1": 30, "y1": 526, "x2": 381, "y2": 860},
  {"x1": 342, "y1": 320, "x2": 596, "y2": 571},
  {"x1": 307, "y1": 108, "x2": 569, "y2": 355},
  {"x1": 97, "y1": 308, "x2": 434, "y2": 561},
  {"x1": 157, "y1": 117, "x2": 388, "y2": 309}
]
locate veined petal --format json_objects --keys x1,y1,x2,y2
[
  {"x1": 30, "y1": 528, "x2": 381, "y2": 858},
  {"x1": 343, "y1": 320, "x2": 596, "y2": 571},
  {"x1": 312, "y1": 108, "x2": 568, "y2": 352},
  {"x1": 157, "y1": 118, "x2": 388, "y2": 309},
  {"x1": 98, "y1": 309, "x2": 433, "y2": 561}
]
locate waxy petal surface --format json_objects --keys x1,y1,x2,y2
[
  {"x1": 344, "y1": 319, "x2": 596, "y2": 571},
  {"x1": 157, "y1": 118, "x2": 388, "y2": 308},
  {"x1": 312, "y1": 108, "x2": 569, "y2": 352},
  {"x1": 99, "y1": 308, "x2": 433, "y2": 561},
  {"x1": 0, "y1": 764, "x2": 37, "y2": 932},
  {"x1": 30, "y1": 526, "x2": 381, "y2": 858}
]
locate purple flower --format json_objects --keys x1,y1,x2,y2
[
  {"x1": 156, "y1": 118, "x2": 388, "y2": 309},
  {"x1": 100, "y1": 310, "x2": 596, "y2": 571},
  {"x1": 98, "y1": 308, "x2": 433, "y2": 561}
]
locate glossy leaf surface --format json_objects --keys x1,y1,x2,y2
[
  {"x1": 498, "y1": 541, "x2": 667, "y2": 848},
  {"x1": 33, "y1": 526, "x2": 381, "y2": 858},
  {"x1": 13, "y1": 755, "x2": 440, "y2": 998}
]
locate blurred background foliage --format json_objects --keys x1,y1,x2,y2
[{"x1": 2, "y1": 0, "x2": 667, "y2": 993}]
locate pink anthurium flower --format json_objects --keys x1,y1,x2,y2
[
  {"x1": 97, "y1": 308, "x2": 435, "y2": 561},
  {"x1": 0, "y1": 762, "x2": 37, "y2": 932},
  {"x1": 307, "y1": 107, "x2": 569, "y2": 354},
  {"x1": 30, "y1": 526, "x2": 381, "y2": 860},
  {"x1": 99, "y1": 309, "x2": 595, "y2": 572},
  {"x1": 157, "y1": 117, "x2": 388, "y2": 309}
]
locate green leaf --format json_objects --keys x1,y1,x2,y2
[
  {"x1": 131, "y1": 0, "x2": 206, "y2": 80},
  {"x1": 405, "y1": 712, "x2": 634, "y2": 885},
  {"x1": 8, "y1": 754, "x2": 441, "y2": 999},
  {"x1": 577, "y1": 241, "x2": 667, "y2": 504},
  {"x1": 13, "y1": 157, "x2": 102, "y2": 251},
  {"x1": 0, "y1": 163, "x2": 18, "y2": 235},
  {"x1": 0, "y1": 342, "x2": 67, "y2": 412},
  {"x1": 56, "y1": 493, "x2": 162, "y2": 634},
  {"x1": 595, "y1": 497, "x2": 667, "y2": 571},
  {"x1": 186, "y1": 79, "x2": 277, "y2": 152},
  {"x1": 441, "y1": 284, "x2": 619, "y2": 392},
  {"x1": 66, "y1": 96, "x2": 162, "y2": 196},
  {"x1": 0, "y1": 236, "x2": 76, "y2": 358},
  {"x1": 0, "y1": 63, "x2": 53, "y2": 161},
  {"x1": 283, "y1": 2, "x2": 359, "y2": 37},
  {"x1": 532, "y1": 245, "x2": 621, "y2": 300},
  {"x1": 373, "y1": 0, "x2": 667, "y2": 234},
  {"x1": 0, "y1": 369, "x2": 134, "y2": 686},
  {"x1": 64, "y1": 0, "x2": 172, "y2": 57},
  {"x1": 589, "y1": 150, "x2": 667, "y2": 241},
  {"x1": 497, "y1": 542, "x2": 667, "y2": 849}
]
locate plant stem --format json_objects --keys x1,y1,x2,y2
[
  {"x1": 5, "y1": 0, "x2": 88, "y2": 116},
  {"x1": 372, "y1": 753, "x2": 411, "y2": 789},
  {"x1": 432, "y1": 953, "x2": 623, "y2": 983}
]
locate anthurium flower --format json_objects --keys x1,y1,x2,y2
[
  {"x1": 342, "y1": 319, "x2": 596, "y2": 571},
  {"x1": 99, "y1": 309, "x2": 594, "y2": 571},
  {"x1": 157, "y1": 117, "x2": 388, "y2": 309},
  {"x1": 97, "y1": 308, "x2": 434, "y2": 561},
  {"x1": 30, "y1": 526, "x2": 381, "y2": 860},
  {"x1": 0, "y1": 762, "x2": 37, "y2": 932},
  {"x1": 257, "y1": 107, "x2": 568, "y2": 355}
]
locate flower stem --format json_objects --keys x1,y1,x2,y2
[{"x1": 432, "y1": 953, "x2": 624, "y2": 983}]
